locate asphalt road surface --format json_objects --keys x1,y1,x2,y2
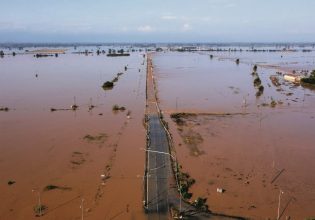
[{"x1": 145, "y1": 114, "x2": 172, "y2": 219}]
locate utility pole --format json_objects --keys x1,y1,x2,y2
[
  {"x1": 80, "y1": 198, "x2": 84, "y2": 220},
  {"x1": 141, "y1": 148, "x2": 182, "y2": 215},
  {"x1": 32, "y1": 189, "x2": 42, "y2": 216},
  {"x1": 277, "y1": 189, "x2": 284, "y2": 220}
]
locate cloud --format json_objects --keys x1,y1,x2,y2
[
  {"x1": 161, "y1": 15, "x2": 177, "y2": 20},
  {"x1": 182, "y1": 23, "x2": 192, "y2": 31},
  {"x1": 137, "y1": 25, "x2": 154, "y2": 32}
]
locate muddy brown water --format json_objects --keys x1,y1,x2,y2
[
  {"x1": 0, "y1": 51, "x2": 147, "y2": 220},
  {"x1": 153, "y1": 52, "x2": 315, "y2": 219}
]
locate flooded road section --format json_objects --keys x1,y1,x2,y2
[
  {"x1": 0, "y1": 49, "x2": 147, "y2": 220},
  {"x1": 153, "y1": 52, "x2": 315, "y2": 219}
]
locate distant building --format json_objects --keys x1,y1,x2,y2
[{"x1": 283, "y1": 74, "x2": 302, "y2": 83}]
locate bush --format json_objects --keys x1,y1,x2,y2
[
  {"x1": 253, "y1": 65, "x2": 258, "y2": 72},
  {"x1": 102, "y1": 81, "x2": 114, "y2": 90},
  {"x1": 254, "y1": 77, "x2": 262, "y2": 87},
  {"x1": 112, "y1": 105, "x2": 126, "y2": 111},
  {"x1": 301, "y1": 75, "x2": 315, "y2": 85},
  {"x1": 192, "y1": 197, "x2": 209, "y2": 211}
]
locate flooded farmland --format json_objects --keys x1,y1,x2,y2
[
  {"x1": 1, "y1": 45, "x2": 315, "y2": 220},
  {"x1": 0, "y1": 47, "x2": 147, "y2": 220},
  {"x1": 153, "y1": 50, "x2": 315, "y2": 219}
]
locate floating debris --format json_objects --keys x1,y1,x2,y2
[
  {"x1": 126, "y1": 110, "x2": 132, "y2": 119},
  {"x1": 70, "y1": 105, "x2": 78, "y2": 110},
  {"x1": 270, "y1": 75, "x2": 281, "y2": 86},
  {"x1": 217, "y1": 188, "x2": 225, "y2": 193}
]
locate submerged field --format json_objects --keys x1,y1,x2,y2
[
  {"x1": 0, "y1": 48, "x2": 147, "y2": 220},
  {"x1": 1, "y1": 45, "x2": 315, "y2": 220},
  {"x1": 153, "y1": 51, "x2": 315, "y2": 219}
]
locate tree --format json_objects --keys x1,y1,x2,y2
[{"x1": 253, "y1": 65, "x2": 258, "y2": 72}]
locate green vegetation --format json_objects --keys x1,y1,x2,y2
[
  {"x1": 253, "y1": 76, "x2": 262, "y2": 87},
  {"x1": 178, "y1": 169, "x2": 195, "y2": 200},
  {"x1": 253, "y1": 65, "x2": 258, "y2": 72},
  {"x1": 102, "y1": 81, "x2": 114, "y2": 90},
  {"x1": 192, "y1": 197, "x2": 209, "y2": 211},
  {"x1": 301, "y1": 70, "x2": 315, "y2": 85},
  {"x1": 256, "y1": 85, "x2": 264, "y2": 97},
  {"x1": 112, "y1": 76, "x2": 119, "y2": 83},
  {"x1": 102, "y1": 72, "x2": 125, "y2": 91}
]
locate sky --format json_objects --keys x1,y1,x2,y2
[{"x1": 0, "y1": 0, "x2": 315, "y2": 43}]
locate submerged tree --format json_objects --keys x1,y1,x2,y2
[{"x1": 253, "y1": 65, "x2": 258, "y2": 72}]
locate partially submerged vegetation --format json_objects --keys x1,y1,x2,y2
[
  {"x1": 43, "y1": 185, "x2": 72, "y2": 191},
  {"x1": 170, "y1": 113, "x2": 196, "y2": 126},
  {"x1": 252, "y1": 66, "x2": 264, "y2": 97},
  {"x1": 7, "y1": 180, "x2": 15, "y2": 185},
  {"x1": 178, "y1": 168, "x2": 195, "y2": 199},
  {"x1": 34, "y1": 204, "x2": 47, "y2": 217},
  {"x1": 102, "y1": 81, "x2": 114, "y2": 90},
  {"x1": 301, "y1": 70, "x2": 315, "y2": 86},
  {"x1": 102, "y1": 72, "x2": 125, "y2": 91},
  {"x1": 0, "y1": 107, "x2": 10, "y2": 112},
  {"x1": 112, "y1": 104, "x2": 126, "y2": 112},
  {"x1": 270, "y1": 99, "x2": 277, "y2": 108},
  {"x1": 83, "y1": 133, "x2": 107, "y2": 143},
  {"x1": 253, "y1": 76, "x2": 262, "y2": 87}
]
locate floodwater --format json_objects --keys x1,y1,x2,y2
[
  {"x1": 0, "y1": 48, "x2": 147, "y2": 220},
  {"x1": 153, "y1": 51, "x2": 315, "y2": 219}
]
